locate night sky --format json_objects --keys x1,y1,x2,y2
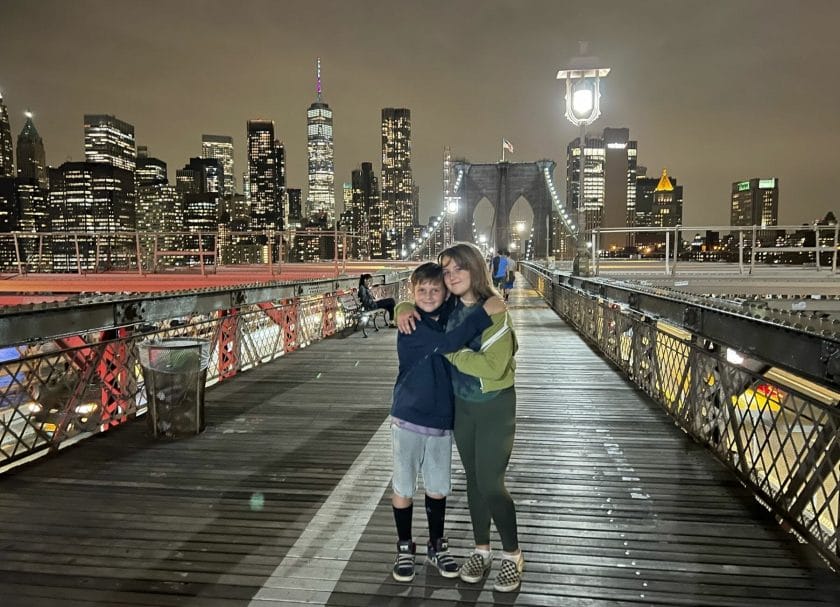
[{"x1": 2, "y1": 0, "x2": 838, "y2": 228}]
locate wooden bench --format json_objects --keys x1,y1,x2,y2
[{"x1": 338, "y1": 292, "x2": 388, "y2": 338}]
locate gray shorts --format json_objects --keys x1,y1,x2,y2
[{"x1": 391, "y1": 425, "x2": 453, "y2": 498}]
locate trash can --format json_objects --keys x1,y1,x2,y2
[{"x1": 138, "y1": 338, "x2": 210, "y2": 438}]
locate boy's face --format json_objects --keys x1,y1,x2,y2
[{"x1": 413, "y1": 279, "x2": 446, "y2": 313}]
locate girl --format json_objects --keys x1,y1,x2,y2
[
  {"x1": 358, "y1": 273, "x2": 396, "y2": 326},
  {"x1": 397, "y1": 242, "x2": 523, "y2": 592}
]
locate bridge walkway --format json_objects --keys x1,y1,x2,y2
[{"x1": 0, "y1": 280, "x2": 836, "y2": 606}]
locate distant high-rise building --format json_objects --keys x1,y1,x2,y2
[
  {"x1": 0, "y1": 93, "x2": 13, "y2": 178},
  {"x1": 342, "y1": 181, "x2": 352, "y2": 214},
  {"x1": 84, "y1": 114, "x2": 136, "y2": 172},
  {"x1": 49, "y1": 161, "x2": 135, "y2": 271},
  {"x1": 652, "y1": 169, "x2": 683, "y2": 228},
  {"x1": 287, "y1": 188, "x2": 302, "y2": 227},
  {"x1": 731, "y1": 178, "x2": 779, "y2": 227},
  {"x1": 247, "y1": 119, "x2": 283, "y2": 230},
  {"x1": 306, "y1": 58, "x2": 335, "y2": 223},
  {"x1": 176, "y1": 157, "x2": 223, "y2": 195},
  {"x1": 201, "y1": 134, "x2": 235, "y2": 197},
  {"x1": 276, "y1": 140, "x2": 286, "y2": 192},
  {"x1": 136, "y1": 154, "x2": 176, "y2": 241},
  {"x1": 0, "y1": 177, "x2": 17, "y2": 233},
  {"x1": 381, "y1": 108, "x2": 414, "y2": 254},
  {"x1": 635, "y1": 169, "x2": 659, "y2": 228},
  {"x1": 176, "y1": 157, "x2": 222, "y2": 246},
  {"x1": 16, "y1": 112, "x2": 48, "y2": 188},
  {"x1": 350, "y1": 162, "x2": 381, "y2": 259},
  {"x1": 0, "y1": 177, "x2": 19, "y2": 267},
  {"x1": 16, "y1": 181, "x2": 50, "y2": 235},
  {"x1": 566, "y1": 127, "x2": 637, "y2": 249},
  {"x1": 136, "y1": 154, "x2": 168, "y2": 187}
]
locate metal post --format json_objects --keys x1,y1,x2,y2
[
  {"x1": 665, "y1": 230, "x2": 670, "y2": 275},
  {"x1": 135, "y1": 232, "x2": 143, "y2": 275},
  {"x1": 333, "y1": 224, "x2": 339, "y2": 277},
  {"x1": 815, "y1": 223, "x2": 821, "y2": 271},
  {"x1": 672, "y1": 225, "x2": 679, "y2": 276},
  {"x1": 578, "y1": 123, "x2": 587, "y2": 275},
  {"x1": 545, "y1": 214, "x2": 550, "y2": 260},
  {"x1": 74, "y1": 232, "x2": 82, "y2": 275},
  {"x1": 833, "y1": 223, "x2": 838, "y2": 274},
  {"x1": 738, "y1": 229, "x2": 744, "y2": 274},
  {"x1": 13, "y1": 233, "x2": 22, "y2": 275},
  {"x1": 750, "y1": 225, "x2": 757, "y2": 275},
  {"x1": 198, "y1": 232, "x2": 206, "y2": 277}
]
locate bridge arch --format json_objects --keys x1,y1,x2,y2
[{"x1": 453, "y1": 160, "x2": 556, "y2": 259}]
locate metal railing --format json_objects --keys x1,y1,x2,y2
[
  {"x1": 0, "y1": 273, "x2": 411, "y2": 472},
  {"x1": 0, "y1": 229, "x2": 370, "y2": 276},
  {"x1": 522, "y1": 262, "x2": 840, "y2": 569},
  {"x1": 585, "y1": 224, "x2": 840, "y2": 276}
]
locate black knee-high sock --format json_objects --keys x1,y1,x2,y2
[
  {"x1": 393, "y1": 505, "x2": 413, "y2": 542},
  {"x1": 425, "y1": 495, "x2": 446, "y2": 543}
]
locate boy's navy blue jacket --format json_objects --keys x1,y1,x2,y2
[{"x1": 391, "y1": 302, "x2": 492, "y2": 430}]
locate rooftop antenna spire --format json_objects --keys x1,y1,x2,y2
[{"x1": 316, "y1": 57, "x2": 322, "y2": 101}]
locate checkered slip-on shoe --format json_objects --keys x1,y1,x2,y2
[
  {"x1": 493, "y1": 554, "x2": 524, "y2": 592},
  {"x1": 459, "y1": 551, "x2": 491, "y2": 583}
]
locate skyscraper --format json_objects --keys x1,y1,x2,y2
[
  {"x1": 635, "y1": 168, "x2": 659, "y2": 228},
  {"x1": 350, "y1": 162, "x2": 381, "y2": 259},
  {"x1": 247, "y1": 119, "x2": 282, "y2": 230},
  {"x1": 731, "y1": 178, "x2": 779, "y2": 227},
  {"x1": 177, "y1": 157, "x2": 222, "y2": 242},
  {"x1": 201, "y1": 134, "x2": 235, "y2": 197},
  {"x1": 49, "y1": 161, "x2": 136, "y2": 271},
  {"x1": 566, "y1": 127, "x2": 637, "y2": 249},
  {"x1": 84, "y1": 114, "x2": 136, "y2": 172},
  {"x1": 306, "y1": 58, "x2": 335, "y2": 224},
  {"x1": 381, "y1": 107, "x2": 413, "y2": 255},
  {"x1": 0, "y1": 93, "x2": 13, "y2": 178},
  {"x1": 136, "y1": 152, "x2": 177, "y2": 238},
  {"x1": 652, "y1": 169, "x2": 683, "y2": 228},
  {"x1": 16, "y1": 112, "x2": 48, "y2": 188}
]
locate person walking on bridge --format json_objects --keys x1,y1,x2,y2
[{"x1": 397, "y1": 242, "x2": 524, "y2": 592}]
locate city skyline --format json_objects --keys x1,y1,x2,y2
[{"x1": 1, "y1": 0, "x2": 838, "y2": 227}]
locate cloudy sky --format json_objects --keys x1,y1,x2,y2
[{"x1": 2, "y1": 0, "x2": 838, "y2": 227}]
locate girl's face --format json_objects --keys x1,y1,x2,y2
[{"x1": 441, "y1": 256, "x2": 473, "y2": 299}]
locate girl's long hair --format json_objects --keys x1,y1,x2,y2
[
  {"x1": 358, "y1": 273, "x2": 371, "y2": 289},
  {"x1": 438, "y1": 242, "x2": 500, "y2": 301}
]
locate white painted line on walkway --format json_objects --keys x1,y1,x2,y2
[{"x1": 248, "y1": 418, "x2": 392, "y2": 605}]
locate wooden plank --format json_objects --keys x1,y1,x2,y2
[{"x1": 0, "y1": 281, "x2": 836, "y2": 606}]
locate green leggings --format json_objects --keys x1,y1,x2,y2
[{"x1": 454, "y1": 388, "x2": 519, "y2": 551}]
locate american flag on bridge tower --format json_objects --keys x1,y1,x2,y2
[{"x1": 502, "y1": 138, "x2": 514, "y2": 153}]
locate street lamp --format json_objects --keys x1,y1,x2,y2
[{"x1": 557, "y1": 48, "x2": 610, "y2": 275}]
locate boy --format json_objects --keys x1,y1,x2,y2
[{"x1": 390, "y1": 262, "x2": 494, "y2": 582}]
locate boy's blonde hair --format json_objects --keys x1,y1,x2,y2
[{"x1": 438, "y1": 242, "x2": 500, "y2": 300}]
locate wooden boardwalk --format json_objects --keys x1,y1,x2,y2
[{"x1": 0, "y1": 280, "x2": 836, "y2": 606}]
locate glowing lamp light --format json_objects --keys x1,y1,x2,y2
[
  {"x1": 571, "y1": 86, "x2": 594, "y2": 118},
  {"x1": 447, "y1": 200, "x2": 459, "y2": 214}
]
